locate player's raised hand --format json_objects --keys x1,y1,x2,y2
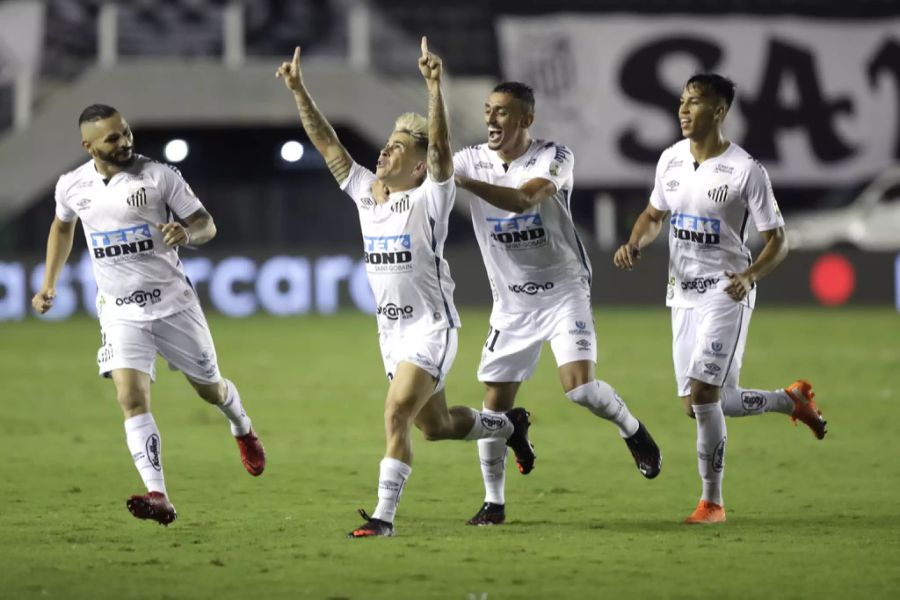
[
  {"x1": 613, "y1": 243, "x2": 641, "y2": 270},
  {"x1": 156, "y1": 222, "x2": 191, "y2": 247},
  {"x1": 418, "y1": 36, "x2": 442, "y2": 82},
  {"x1": 276, "y1": 46, "x2": 303, "y2": 92},
  {"x1": 31, "y1": 288, "x2": 56, "y2": 314}
]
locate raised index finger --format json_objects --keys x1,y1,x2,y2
[
  {"x1": 421, "y1": 36, "x2": 428, "y2": 57},
  {"x1": 292, "y1": 46, "x2": 301, "y2": 67}
]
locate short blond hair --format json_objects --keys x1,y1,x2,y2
[{"x1": 394, "y1": 112, "x2": 428, "y2": 152}]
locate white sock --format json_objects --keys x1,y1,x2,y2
[
  {"x1": 372, "y1": 458, "x2": 411, "y2": 524},
  {"x1": 464, "y1": 408, "x2": 514, "y2": 441},
  {"x1": 216, "y1": 379, "x2": 252, "y2": 436},
  {"x1": 477, "y1": 408, "x2": 508, "y2": 505},
  {"x1": 566, "y1": 380, "x2": 640, "y2": 438},
  {"x1": 693, "y1": 402, "x2": 726, "y2": 506},
  {"x1": 124, "y1": 413, "x2": 167, "y2": 495},
  {"x1": 720, "y1": 386, "x2": 794, "y2": 416}
]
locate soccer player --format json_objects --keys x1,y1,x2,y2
[
  {"x1": 276, "y1": 40, "x2": 535, "y2": 538},
  {"x1": 614, "y1": 73, "x2": 827, "y2": 524},
  {"x1": 453, "y1": 82, "x2": 662, "y2": 526},
  {"x1": 32, "y1": 104, "x2": 265, "y2": 526}
]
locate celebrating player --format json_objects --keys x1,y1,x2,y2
[
  {"x1": 32, "y1": 104, "x2": 265, "y2": 526},
  {"x1": 453, "y1": 82, "x2": 662, "y2": 526},
  {"x1": 614, "y1": 73, "x2": 827, "y2": 524},
  {"x1": 277, "y1": 40, "x2": 535, "y2": 538}
]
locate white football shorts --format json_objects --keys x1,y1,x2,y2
[
  {"x1": 97, "y1": 303, "x2": 221, "y2": 384},
  {"x1": 671, "y1": 293, "x2": 752, "y2": 396},
  {"x1": 378, "y1": 327, "x2": 458, "y2": 392},
  {"x1": 477, "y1": 295, "x2": 597, "y2": 383}
]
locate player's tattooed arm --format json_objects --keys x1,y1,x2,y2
[
  {"x1": 419, "y1": 37, "x2": 452, "y2": 182},
  {"x1": 277, "y1": 46, "x2": 353, "y2": 185},
  {"x1": 157, "y1": 208, "x2": 216, "y2": 248}
]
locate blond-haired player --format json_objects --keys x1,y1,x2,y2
[{"x1": 277, "y1": 39, "x2": 536, "y2": 538}]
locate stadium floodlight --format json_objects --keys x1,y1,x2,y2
[
  {"x1": 280, "y1": 141, "x2": 304, "y2": 163},
  {"x1": 164, "y1": 139, "x2": 189, "y2": 163}
]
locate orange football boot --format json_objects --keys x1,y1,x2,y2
[
  {"x1": 785, "y1": 380, "x2": 827, "y2": 440},
  {"x1": 684, "y1": 500, "x2": 726, "y2": 524}
]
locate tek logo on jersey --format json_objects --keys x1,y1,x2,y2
[
  {"x1": 90, "y1": 224, "x2": 155, "y2": 261},
  {"x1": 508, "y1": 281, "x2": 554, "y2": 295},
  {"x1": 707, "y1": 184, "x2": 728, "y2": 204},
  {"x1": 115, "y1": 288, "x2": 162, "y2": 307},
  {"x1": 671, "y1": 213, "x2": 721, "y2": 245},
  {"x1": 487, "y1": 214, "x2": 547, "y2": 250},
  {"x1": 363, "y1": 235, "x2": 413, "y2": 272},
  {"x1": 126, "y1": 187, "x2": 147, "y2": 207},
  {"x1": 376, "y1": 303, "x2": 414, "y2": 320}
]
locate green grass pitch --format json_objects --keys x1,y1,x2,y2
[{"x1": 1, "y1": 308, "x2": 898, "y2": 599}]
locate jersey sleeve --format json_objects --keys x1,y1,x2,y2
[
  {"x1": 421, "y1": 175, "x2": 456, "y2": 222},
  {"x1": 339, "y1": 161, "x2": 378, "y2": 209},
  {"x1": 452, "y1": 149, "x2": 472, "y2": 179},
  {"x1": 54, "y1": 177, "x2": 77, "y2": 223},
  {"x1": 531, "y1": 143, "x2": 574, "y2": 191},
  {"x1": 161, "y1": 164, "x2": 204, "y2": 218},
  {"x1": 648, "y1": 152, "x2": 669, "y2": 212},
  {"x1": 744, "y1": 161, "x2": 784, "y2": 231}
]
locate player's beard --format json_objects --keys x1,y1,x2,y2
[{"x1": 96, "y1": 147, "x2": 136, "y2": 167}]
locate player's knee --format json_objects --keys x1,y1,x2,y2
[
  {"x1": 196, "y1": 380, "x2": 226, "y2": 404},
  {"x1": 384, "y1": 400, "x2": 415, "y2": 435},
  {"x1": 117, "y1": 389, "x2": 149, "y2": 416}
]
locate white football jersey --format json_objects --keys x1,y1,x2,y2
[
  {"x1": 649, "y1": 139, "x2": 785, "y2": 309},
  {"x1": 340, "y1": 162, "x2": 460, "y2": 334},
  {"x1": 55, "y1": 155, "x2": 203, "y2": 321},
  {"x1": 454, "y1": 140, "x2": 591, "y2": 314}
]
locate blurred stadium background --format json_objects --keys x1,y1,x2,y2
[{"x1": 1, "y1": 0, "x2": 898, "y2": 320}]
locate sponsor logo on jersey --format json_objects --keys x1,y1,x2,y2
[
  {"x1": 75, "y1": 197, "x2": 92, "y2": 211},
  {"x1": 474, "y1": 161, "x2": 493, "y2": 170},
  {"x1": 711, "y1": 341, "x2": 722, "y2": 352},
  {"x1": 681, "y1": 276, "x2": 720, "y2": 293},
  {"x1": 664, "y1": 158, "x2": 683, "y2": 174},
  {"x1": 126, "y1": 187, "x2": 147, "y2": 207},
  {"x1": 713, "y1": 164, "x2": 734, "y2": 175},
  {"x1": 549, "y1": 161, "x2": 561, "y2": 177},
  {"x1": 363, "y1": 234, "x2": 413, "y2": 272},
  {"x1": 508, "y1": 281, "x2": 554, "y2": 295},
  {"x1": 75, "y1": 180, "x2": 94, "y2": 189},
  {"x1": 359, "y1": 196, "x2": 375, "y2": 208},
  {"x1": 707, "y1": 184, "x2": 728, "y2": 204},
  {"x1": 146, "y1": 434, "x2": 162, "y2": 471},
  {"x1": 576, "y1": 338, "x2": 592, "y2": 351},
  {"x1": 670, "y1": 213, "x2": 721, "y2": 245},
  {"x1": 90, "y1": 224, "x2": 155, "y2": 261},
  {"x1": 704, "y1": 362, "x2": 721, "y2": 374},
  {"x1": 741, "y1": 392, "x2": 767, "y2": 412},
  {"x1": 487, "y1": 214, "x2": 547, "y2": 250},
  {"x1": 712, "y1": 437, "x2": 726, "y2": 472},
  {"x1": 569, "y1": 321, "x2": 591, "y2": 335},
  {"x1": 525, "y1": 157, "x2": 538, "y2": 168},
  {"x1": 376, "y1": 303, "x2": 414, "y2": 320},
  {"x1": 666, "y1": 179, "x2": 680, "y2": 190},
  {"x1": 390, "y1": 195, "x2": 411, "y2": 214},
  {"x1": 116, "y1": 288, "x2": 162, "y2": 307}
]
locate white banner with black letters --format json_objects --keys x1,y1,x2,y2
[{"x1": 497, "y1": 15, "x2": 900, "y2": 186}]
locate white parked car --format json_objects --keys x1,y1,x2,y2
[{"x1": 786, "y1": 167, "x2": 900, "y2": 251}]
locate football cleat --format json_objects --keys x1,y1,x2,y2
[
  {"x1": 347, "y1": 509, "x2": 394, "y2": 538},
  {"x1": 235, "y1": 428, "x2": 266, "y2": 476},
  {"x1": 504, "y1": 408, "x2": 536, "y2": 475},
  {"x1": 684, "y1": 500, "x2": 726, "y2": 524},
  {"x1": 785, "y1": 380, "x2": 827, "y2": 440},
  {"x1": 623, "y1": 421, "x2": 662, "y2": 479},
  {"x1": 126, "y1": 491, "x2": 177, "y2": 526},
  {"x1": 466, "y1": 502, "x2": 506, "y2": 526}
]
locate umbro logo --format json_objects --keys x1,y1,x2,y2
[
  {"x1": 707, "y1": 184, "x2": 728, "y2": 203},
  {"x1": 126, "y1": 187, "x2": 147, "y2": 207},
  {"x1": 666, "y1": 180, "x2": 680, "y2": 190}
]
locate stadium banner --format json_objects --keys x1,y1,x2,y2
[
  {"x1": 0, "y1": 248, "x2": 896, "y2": 321},
  {"x1": 496, "y1": 15, "x2": 900, "y2": 186}
]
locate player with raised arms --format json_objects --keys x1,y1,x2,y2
[
  {"x1": 614, "y1": 73, "x2": 827, "y2": 524},
  {"x1": 32, "y1": 104, "x2": 266, "y2": 526},
  {"x1": 277, "y1": 39, "x2": 535, "y2": 538},
  {"x1": 454, "y1": 82, "x2": 662, "y2": 526}
]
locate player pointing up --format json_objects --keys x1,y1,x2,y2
[{"x1": 277, "y1": 39, "x2": 535, "y2": 538}]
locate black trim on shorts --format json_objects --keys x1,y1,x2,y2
[
  {"x1": 434, "y1": 328, "x2": 451, "y2": 382},
  {"x1": 721, "y1": 304, "x2": 744, "y2": 385}
]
